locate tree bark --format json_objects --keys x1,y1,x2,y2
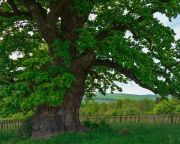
[
  {"x1": 29, "y1": 78, "x2": 86, "y2": 138},
  {"x1": 28, "y1": 60, "x2": 93, "y2": 138}
]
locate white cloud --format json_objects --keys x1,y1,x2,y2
[
  {"x1": 153, "y1": 13, "x2": 180, "y2": 40},
  {"x1": 9, "y1": 51, "x2": 24, "y2": 60},
  {"x1": 142, "y1": 48, "x2": 149, "y2": 54},
  {"x1": 153, "y1": 12, "x2": 169, "y2": 26},
  {"x1": 173, "y1": 25, "x2": 180, "y2": 40},
  {"x1": 169, "y1": 16, "x2": 180, "y2": 40},
  {"x1": 88, "y1": 14, "x2": 97, "y2": 21},
  {"x1": 118, "y1": 82, "x2": 154, "y2": 95}
]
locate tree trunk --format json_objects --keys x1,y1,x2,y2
[
  {"x1": 19, "y1": 52, "x2": 95, "y2": 138},
  {"x1": 29, "y1": 68, "x2": 88, "y2": 138}
]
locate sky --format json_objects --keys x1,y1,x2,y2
[{"x1": 120, "y1": 13, "x2": 180, "y2": 95}]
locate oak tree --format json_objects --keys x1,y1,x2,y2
[{"x1": 0, "y1": 0, "x2": 180, "y2": 138}]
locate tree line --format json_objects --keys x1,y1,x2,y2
[
  {"x1": 80, "y1": 99, "x2": 180, "y2": 116},
  {"x1": 1, "y1": 98, "x2": 180, "y2": 120}
]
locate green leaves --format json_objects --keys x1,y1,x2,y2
[
  {"x1": 153, "y1": 100, "x2": 178, "y2": 114},
  {"x1": 0, "y1": 0, "x2": 180, "y2": 117},
  {"x1": 73, "y1": 0, "x2": 93, "y2": 14},
  {"x1": 0, "y1": 34, "x2": 76, "y2": 116},
  {"x1": 77, "y1": 29, "x2": 96, "y2": 52},
  {"x1": 53, "y1": 39, "x2": 71, "y2": 66},
  {"x1": 53, "y1": 73, "x2": 75, "y2": 88}
]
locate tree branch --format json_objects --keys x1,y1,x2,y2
[
  {"x1": 19, "y1": 0, "x2": 58, "y2": 43},
  {"x1": 7, "y1": 0, "x2": 19, "y2": 14},
  {"x1": 0, "y1": 75, "x2": 14, "y2": 85},
  {"x1": 47, "y1": 0, "x2": 71, "y2": 25},
  {"x1": 96, "y1": 8, "x2": 158, "y2": 41},
  {"x1": 48, "y1": 0, "x2": 89, "y2": 58},
  {"x1": 0, "y1": 10, "x2": 30, "y2": 17},
  {"x1": 94, "y1": 59, "x2": 157, "y2": 93},
  {"x1": 0, "y1": 0, "x2": 31, "y2": 18},
  {"x1": 20, "y1": 0, "x2": 47, "y2": 24},
  {"x1": 0, "y1": 80, "x2": 10, "y2": 85},
  {"x1": 96, "y1": 24, "x2": 127, "y2": 40}
]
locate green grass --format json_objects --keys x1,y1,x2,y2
[
  {"x1": 91, "y1": 93, "x2": 157, "y2": 103},
  {"x1": 0, "y1": 123, "x2": 180, "y2": 144}
]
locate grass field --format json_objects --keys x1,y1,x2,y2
[
  {"x1": 0, "y1": 123, "x2": 180, "y2": 144},
  {"x1": 89, "y1": 93, "x2": 157, "y2": 103}
]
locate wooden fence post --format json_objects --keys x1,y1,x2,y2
[
  {"x1": 119, "y1": 116, "x2": 122, "y2": 123},
  {"x1": 153, "y1": 115, "x2": 155, "y2": 123},
  {"x1": 138, "y1": 115, "x2": 141, "y2": 123},
  {"x1": 171, "y1": 115, "x2": 174, "y2": 124},
  {"x1": 0, "y1": 121, "x2": 2, "y2": 130}
]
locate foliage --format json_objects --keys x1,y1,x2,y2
[
  {"x1": 0, "y1": 0, "x2": 179, "y2": 118},
  {"x1": 0, "y1": 34, "x2": 75, "y2": 116},
  {"x1": 7, "y1": 111, "x2": 34, "y2": 120},
  {"x1": 80, "y1": 99, "x2": 155, "y2": 116},
  {"x1": 83, "y1": 119, "x2": 109, "y2": 129},
  {"x1": 153, "y1": 100, "x2": 179, "y2": 114},
  {"x1": 175, "y1": 105, "x2": 180, "y2": 113},
  {"x1": 80, "y1": 99, "x2": 180, "y2": 116},
  {"x1": 1, "y1": 98, "x2": 180, "y2": 119}
]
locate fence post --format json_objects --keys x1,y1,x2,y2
[
  {"x1": 153, "y1": 115, "x2": 155, "y2": 123},
  {"x1": 175, "y1": 115, "x2": 177, "y2": 124},
  {"x1": 119, "y1": 116, "x2": 122, "y2": 123},
  {"x1": 0, "y1": 121, "x2": 2, "y2": 130},
  {"x1": 171, "y1": 115, "x2": 174, "y2": 124},
  {"x1": 138, "y1": 115, "x2": 141, "y2": 123}
]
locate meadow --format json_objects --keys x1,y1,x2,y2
[
  {"x1": 1, "y1": 94, "x2": 180, "y2": 144},
  {"x1": 0, "y1": 123, "x2": 180, "y2": 144}
]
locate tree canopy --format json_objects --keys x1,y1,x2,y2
[{"x1": 0, "y1": 0, "x2": 180, "y2": 117}]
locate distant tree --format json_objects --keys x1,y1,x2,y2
[
  {"x1": 138, "y1": 100, "x2": 155, "y2": 113},
  {"x1": 153, "y1": 100, "x2": 177, "y2": 114},
  {"x1": 0, "y1": 0, "x2": 179, "y2": 138},
  {"x1": 175, "y1": 105, "x2": 180, "y2": 113}
]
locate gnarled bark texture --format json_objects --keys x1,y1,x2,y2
[{"x1": 29, "y1": 54, "x2": 94, "y2": 138}]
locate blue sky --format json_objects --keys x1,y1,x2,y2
[{"x1": 121, "y1": 13, "x2": 180, "y2": 95}]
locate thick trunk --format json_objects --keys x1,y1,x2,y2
[
  {"x1": 20, "y1": 52, "x2": 95, "y2": 138},
  {"x1": 29, "y1": 69, "x2": 88, "y2": 138},
  {"x1": 29, "y1": 106, "x2": 65, "y2": 138}
]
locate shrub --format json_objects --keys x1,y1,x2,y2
[
  {"x1": 175, "y1": 105, "x2": 180, "y2": 113},
  {"x1": 83, "y1": 121, "x2": 99, "y2": 129},
  {"x1": 83, "y1": 119, "x2": 109, "y2": 129},
  {"x1": 153, "y1": 100, "x2": 177, "y2": 114},
  {"x1": 122, "y1": 107, "x2": 141, "y2": 115}
]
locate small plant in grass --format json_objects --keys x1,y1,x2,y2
[
  {"x1": 168, "y1": 135, "x2": 176, "y2": 144},
  {"x1": 83, "y1": 121, "x2": 99, "y2": 129},
  {"x1": 83, "y1": 119, "x2": 109, "y2": 129},
  {"x1": 121, "y1": 127, "x2": 131, "y2": 135}
]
